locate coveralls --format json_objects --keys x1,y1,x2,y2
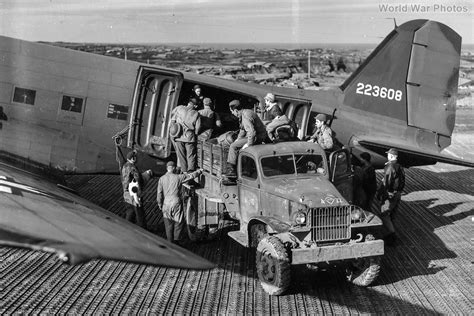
[{"x1": 157, "y1": 170, "x2": 201, "y2": 242}]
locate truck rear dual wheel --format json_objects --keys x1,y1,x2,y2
[
  {"x1": 256, "y1": 236, "x2": 291, "y2": 295},
  {"x1": 185, "y1": 196, "x2": 206, "y2": 241},
  {"x1": 346, "y1": 256, "x2": 381, "y2": 286}
]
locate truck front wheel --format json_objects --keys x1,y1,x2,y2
[
  {"x1": 256, "y1": 236, "x2": 291, "y2": 295},
  {"x1": 346, "y1": 256, "x2": 381, "y2": 286}
]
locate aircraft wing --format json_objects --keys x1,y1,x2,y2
[
  {"x1": 352, "y1": 137, "x2": 474, "y2": 168},
  {"x1": 0, "y1": 162, "x2": 214, "y2": 270}
]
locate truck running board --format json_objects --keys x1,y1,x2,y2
[{"x1": 227, "y1": 231, "x2": 248, "y2": 247}]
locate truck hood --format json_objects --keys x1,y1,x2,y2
[{"x1": 260, "y1": 177, "x2": 348, "y2": 208}]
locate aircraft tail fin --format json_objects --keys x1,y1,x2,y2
[{"x1": 341, "y1": 20, "x2": 461, "y2": 141}]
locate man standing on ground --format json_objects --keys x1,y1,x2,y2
[
  {"x1": 225, "y1": 100, "x2": 267, "y2": 178},
  {"x1": 376, "y1": 148, "x2": 405, "y2": 246},
  {"x1": 121, "y1": 151, "x2": 152, "y2": 229},
  {"x1": 156, "y1": 161, "x2": 202, "y2": 243}
]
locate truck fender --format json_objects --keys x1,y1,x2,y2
[{"x1": 248, "y1": 216, "x2": 291, "y2": 247}]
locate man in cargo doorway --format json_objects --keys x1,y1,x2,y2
[
  {"x1": 170, "y1": 99, "x2": 201, "y2": 174},
  {"x1": 225, "y1": 99, "x2": 267, "y2": 178},
  {"x1": 189, "y1": 84, "x2": 204, "y2": 110},
  {"x1": 308, "y1": 113, "x2": 334, "y2": 151},
  {"x1": 157, "y1": 161, "x2": 202, "y2": 243},
  {"x1": 198, "y1": 97, "x2": 222, "y2": 141}
]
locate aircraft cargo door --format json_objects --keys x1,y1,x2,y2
[{"x1": 128, "y1": 67, "x2": 183, "y2": 158}]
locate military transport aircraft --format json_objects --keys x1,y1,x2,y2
[{"x1": 0, "y1": 19, "x2": 472, "y2": 267}]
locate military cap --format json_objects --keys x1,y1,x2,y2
[
  {"x1": 203, "y1": 98, "x2": 212, "y2": 106},
  {"x1": 188, "y1": 98, "x2": 197, "y2": 105},
  {"x1": 193, "y1": 84, "x2": 201, "y2": 90},
  {"x1": 166, "y1": 161, "x2": 176, "y2": 167},
  {"x1": 229, "y1": 99, "x2": 240, "y2": 107},
  {"x1": 264, "y1": 92, "x2": 275, "y2": 102},
  {"x1": 315, "y1": 113, "x2": 327, "y2": 122},
  {"x1": 386, "y1": 148, "x2": 398, "y2": 156}
]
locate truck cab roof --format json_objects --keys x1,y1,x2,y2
[{"x1": 241, "y1": 141, "x2": 326, "y2": 158}]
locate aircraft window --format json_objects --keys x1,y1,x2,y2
[
  {"x1": 61, "y1": 95, "x2": 84, "y2": 113},
  {"x1": 107, "y1": 103, "x2": 129, "y2": 120},
  {"x1": 13, "y1": 87, "x2": 36, "y2": 105},
  {"x1": 241, "y1": 155, "x2": 257, "y2": 180}
]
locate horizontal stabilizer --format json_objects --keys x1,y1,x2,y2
[{"x1": 354, "y1": 138, "x2": 474, "y2": 169}]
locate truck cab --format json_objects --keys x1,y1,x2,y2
[{"x1": 186, "y1": 140, "x2": 384, "y2": 295}]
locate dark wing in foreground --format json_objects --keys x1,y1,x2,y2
[{"x1": 0, "y1": 163, "x2": 214, "y2": 270}]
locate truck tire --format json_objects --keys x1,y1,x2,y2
[
  {"x1": 346, "y1": 256, "x2": 381, "y2": 286},
  {"x1": 250, "y1": 223, "x2": 267, "y2": 248},
  {"x1": 185, "y1": 195, "x2": 205, "y2": 241},
  {"x1": 256, "y1": 236, "x2": 291, "y2": 295}
]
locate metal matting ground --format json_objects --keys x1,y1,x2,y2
[{"x1": 1, "y1": 164, "x2": 473, "y2": 315}]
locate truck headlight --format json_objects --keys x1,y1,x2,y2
[
  {"x1": 351, "y1": 208, "x2": 365, "y2": 221},
  {"x1": 294, "y1": 211, "x2": 307, "y2": 225}
]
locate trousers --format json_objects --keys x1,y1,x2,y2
[
  {"x1": 162, "y1": 202, "x2": 184, "y2": 242},
  {"x1": 174, "y1": 140, "x2": 197, "y2": 172}
]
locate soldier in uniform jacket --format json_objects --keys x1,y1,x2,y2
[
  {"x1": 225, "y1": 100, "x2": 268, "y2": 177},
  {"x1": 308, "y1": 113, "x2": 334, "y2": 151},
  {"x1": 170, "y1": 99, "x2": 201, "y2": 173},
  {"x1": 121, "y1": 151, "x2": 152, "y2": 229},
  {"x1": 262, "y1": 92, "x2": 283, "y2": 122},
  {"x1": 376, "y1": 148, "x2": 405, "y2": 246},
  {"x1": 157, "y1": 161, "x2": 202, "y2": 243},
  {"x1": 189, "y1": 84, "x2": 204, "y2": 110},
  {"x1": 198, "y1": 98, "x2": 222, "y2": 141}
]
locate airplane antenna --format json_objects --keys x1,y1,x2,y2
[{"x1": 386, "y1": 18, "x2": 397, "y2": 29}]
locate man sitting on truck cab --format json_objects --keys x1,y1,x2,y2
[{"x1": 225, "y1": 99, "x2": 268, "y2": 178}]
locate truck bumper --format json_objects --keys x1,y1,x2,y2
[{"x1": 291, "y1": 240, "x2": 384, "y2": 265}]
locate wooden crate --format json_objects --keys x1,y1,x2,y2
[{"x1": 198, "y1": 139, "x2": 229, "y2": 177}]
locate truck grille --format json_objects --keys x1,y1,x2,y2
[{"x1": 311, "y1": 206, "x2": 351, "y2": 242}]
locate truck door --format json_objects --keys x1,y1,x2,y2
[
  {"x1": 238, "y1": 154, "x2": 260, "y2": 227},
  {"x1": 128, "y1": 66, "x2": 183, "y2": 158},
  {"x1": 329, "y1": 149, "x2": 353, "y2": 203}
]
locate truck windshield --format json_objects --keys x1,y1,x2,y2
[{"x1": 261, "y1": 154, "x2": 325, "y2": 177}]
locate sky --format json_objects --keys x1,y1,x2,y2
[{"x1": 0, "y1": 0, "x2": 472, "y2": 44}]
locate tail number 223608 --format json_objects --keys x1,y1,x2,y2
[{"x1": 356, "y1": 82, "x2": 402, "y2": 101}]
